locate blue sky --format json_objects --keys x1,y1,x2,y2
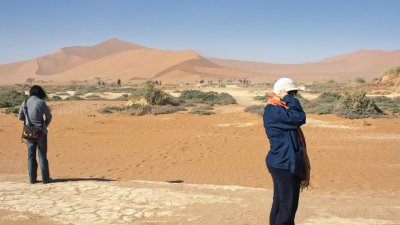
[{"x1": 0, "y1": 0, "x2": 399, "y2": 64}]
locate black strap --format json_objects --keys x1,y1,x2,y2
[{"x1": 23, "y1": 100, "x2": 34, "y2": 126}]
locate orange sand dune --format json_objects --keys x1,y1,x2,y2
[
  {"x1": 1, "y1": 39, "x2": 399, "y2": 84},
  {"x1": 210, "y1": 49, "x2": 400, "y2": 82}
]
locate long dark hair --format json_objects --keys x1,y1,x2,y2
[{"x1": 29, "y1": 85, "x2": 47, "y2": 100}]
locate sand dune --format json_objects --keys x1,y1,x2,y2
[
  {"x1": 0, "y1": 39, "x2": 260, "y2": 84},
  {"x1": 210, "y1": 49, "x2": 400, "y2": 82},
  {"x1": 2, "y1": 39, "x2": 399, "y2": 84}
]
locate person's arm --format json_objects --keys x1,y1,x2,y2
[
  {"x1": 18, "y1": 102, "x2": 25, "y2": 121},
  {"x1": 271, "y1": 95, "x2": 306, "y2": 129},
  {"x1": 42, "y1": 102, "x2": 52, "y2": 127}
]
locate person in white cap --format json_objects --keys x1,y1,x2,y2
[{"x1": 263, "y1": 77, "x2": 310, "y2": 225}]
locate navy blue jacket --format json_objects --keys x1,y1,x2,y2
[{"x1": 263, "y1": 95, "x2": 306, "y2": 177}]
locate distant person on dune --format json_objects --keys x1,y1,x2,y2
[
  {"x1": 263, "y1": 78, "x2": 311, "y2": 225},
  {"x1": 18, "y1": 85, "x2": 52, "y2": 184}
]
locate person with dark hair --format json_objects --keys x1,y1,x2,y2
[
  {"x1": 263, "y1": 78, "x2": 310, "y2": 225},
  {"x1": 18, "y1": 85, "x2": 52, "y2": 184}
]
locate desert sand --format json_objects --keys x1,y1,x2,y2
[{"x1": 1, "y1": 85, "x2": 399, "y2": 224}]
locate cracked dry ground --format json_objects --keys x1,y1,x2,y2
[{"x1": 1, "y1": 175, "x2": 399, "y2": 225}]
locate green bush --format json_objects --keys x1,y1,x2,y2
[
  {"x1": 254, "y1": 94, "x2": 268, "y2": 102},
  {"x1": 190, "y1": 107, "x2": 215, "y2": 115},
  {"x1": 301, "y1": 92, "x2": 340, "y2": 115},
  {"x1": 98, "y1": 104, "x2": 185, "y2": 116},
  {"x1": 383, "y1": 66, "x2": 400, "y2": 75},
  {"x1": 179, "y1": 90, "x2": 236, "y2": 105},
  {"x1": 370, "y1": 96, "x2": 399, "y2": 113},
  {"x1": 130, "y1": 81, "x2": 179, "y2": 106},
  {"x1": 352, "y1": 77, "x2": 366, "y2": 84},
  {"x1": 335, "y1": 91, "x2": 383, "y2": 119},
  {"x1": 244, "y1": 105, "x2": 264, "y2": 116},
  {"x1": 151, "y1": 105, "x2": 186, "y2": 115},
  {"x1": 5, "y1": 106, "x2": 20, "y2": 114},
  {"x1": 0, "y1": 89, "x2": 28, "y2": 108}
]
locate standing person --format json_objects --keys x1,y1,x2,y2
[
  {"x1": 263, "y1": 78, "x2": 310, "y2": 225},
  {"x1": 18, "y1": 85, "x2": 52, "y2": 184}
]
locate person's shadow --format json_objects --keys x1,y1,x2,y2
[{"x1": 49, "y1": 178, "x2": 115, "y2": 183}]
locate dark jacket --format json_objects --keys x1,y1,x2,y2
[
  {"x1": 263, "y1": 95, "x2": 306, "y2": 177},
  {"x1": 18, "y1": 96, "x2": 52, "y2": 134}
]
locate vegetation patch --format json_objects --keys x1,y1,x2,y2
[
  {"x1": 334, "y1": 91, "x2": 383, "y2": 119},
  {"x1": 179, "y1": 90, "x2": 236, "y2": 105},
  {"x1": 369, "y1": 96, "x2": 399, "y2": 114},
  {"x1": 0, "y1": 89, "x2": 28, "y2": 114},
  {"x1": 190, "y1": 105, "x2": 215, "y2": 115},
  {"x1": 244, "y1": 105, "x2": 264, "y2": 116}
]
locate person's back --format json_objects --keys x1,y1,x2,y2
[{"x1": 19, "y1": 95, "x2": 52, "y2": 133}]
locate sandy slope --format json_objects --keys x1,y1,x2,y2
[
  {"x1": 210, "y1": 49, "x2": 400, "y2": 82},
  {"x1": 2, "y1": 39, "x2": 399, "y2": 84}
]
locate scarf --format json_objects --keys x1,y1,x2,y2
[{"x1": 267, "y1": 93, "x2": 311, "y2": 190}]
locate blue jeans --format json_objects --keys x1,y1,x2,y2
[
  {"x1": 27, "y1": 134, "x2": 50, "y2": 183},
  {"x1": 268, "y1": 166, "x2": 301, "y2": 225}
]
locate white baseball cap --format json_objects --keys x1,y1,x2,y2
[{"x1": 273, "y1": 77, "x2": 305, "y2": 94}]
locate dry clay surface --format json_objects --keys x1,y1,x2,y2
[{"x1": 0, "y1": 174, "x2": 399, "y2": 225}]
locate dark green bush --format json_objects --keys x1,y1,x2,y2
[
  {"x1": 352, "y1": 77, "x2": 366, "y2": 84},
  {"x1": 254, "y1": 94, "x2": 268, "y2": 102},
  {"x1": 151, "y1": 105, "x2": 186, "y2": 115},
  {"x1": 244, "y1": 105, "x2": 264, "y2": 116},
  {"x1": 301, "y1": 92, "x2": 340, "y2": 115},
  {"x1": 335, "y1": 91, "x2": 383, "y2": 119},
  {"x1": 190, "y1": 107, "x2": 215, "y2": 115},
  {"x1": 179, "y1": 90, "x2": 236, "y2": 105},
  {"x1": 130, "y1": 81, "x2": 179, "y2": 106},
  {"x1": 370, "y1": 96, "x2": 399, "y2": 113},
  {"x1": 0, "y1": 89, "x2": 28, "y2": 108},
  {"x1": 98, "y1": 104, "x2": 185, "y2": 116}
]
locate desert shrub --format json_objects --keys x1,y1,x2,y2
[
  {"x1": 98, "y1": 104, "x2": 185, "y2": 116},
  {"x1": 179, "y1": 90, "x2": 236, "y2": 105},
  {"x1": 49, "y1": 95, "x2": 63, "y2": 101},
  {"x1": 65, "y1": 95, "x2": 83, "y2": 101},
  {"x1": 301, "y1": 92, "x2": 340, "y2": 115},
  {"x1": 335, "y1": 90, "x2": 383, "y2": 119},
  {"x1": 181, "y1": 99, "x2": 196, "y2": 107},
  {"x1": 0, "y1": 89, "x2": 28, "y2": 108},
  {"x1": 190, "y1": 107, "x2": 215, "y2": 115},
  {"x1": 85, "y1": 94, "x2": 104, "y2": 101},
  {"x1": 383, "y1": 66, "x2": 400, "y2": 75},
  {"x1": 5, "y1": 106, "x2": 20, "y2": 114},
  {"x1": 305, "y1": 81, "x2": 347, "y2": 93},
  {"x1": 244, "y1": 105, "x2": 264, "y2": 116},
  {"x1": 352, "y1": 77, "x2": 366, "y2": 84},
  {"x1": 130, "y1": 81, "x2": 179, "y2": 106},
  {"x1": 370, "y1": 96, "x2": 399, "y2": 113},
  {"x1": 151, "y1": 105, "x2": 186, "y2": 115},
  {"x1": 254, "y1": 94, "x2": 268, "y2": 102}
]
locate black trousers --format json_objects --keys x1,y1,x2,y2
[{"x1": 268, "y1": 166, "x2": 301, "y2": 225}]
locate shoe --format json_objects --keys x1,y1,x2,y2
[
  {"x1": 42, "y1": 178, "x2": 53, "y2": 184},
  {"x1": 29, "y1": 180, "x2": 37, "y2": 184}
]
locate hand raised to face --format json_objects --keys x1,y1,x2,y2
[{"x1": 278, "y1": 89, "x2": 287, "y2": 99}]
